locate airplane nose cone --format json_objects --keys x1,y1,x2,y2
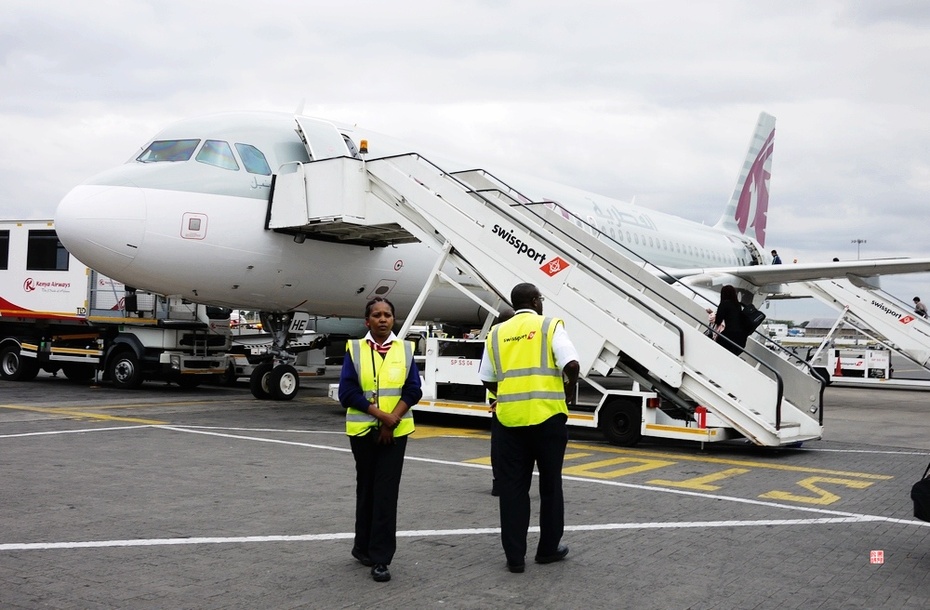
[{"x1": 54, "y1": 184, "x2": 146, "y2": 275}]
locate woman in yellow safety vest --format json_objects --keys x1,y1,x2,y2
[{"x1": 338, "y1": 296, "x2": 421, "y2": 583}]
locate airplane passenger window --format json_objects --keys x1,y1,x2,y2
[
  {"x1": 26, "y1": 230, "x2": 69, "y2": 271},
  {"x1": 196, "y1": 140, "x2": 239, "y2": 171},
  {"x1": 137, "y1": 139, "x2": 200, "y2": 162},
  {"x1": 0, "y1": 230, "x2": 8, "y2": 270},
  {"x1": 235, "y1": 144, "x2": 272, "y2": 175}
]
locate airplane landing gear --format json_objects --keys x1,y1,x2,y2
[{"x1": 248, "y1": 312, "x2": 302, "y2": 401}]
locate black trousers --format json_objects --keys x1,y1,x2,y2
[
  {"x1": 349, "y1": 430, "x2": 408, "y2": 565},
  {"x1": 491, "y1": 413, "x2": 568, "y2": 563}
]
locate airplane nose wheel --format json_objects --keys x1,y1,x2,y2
[
  {"x1": 249, "y1": 362, "x2": 299, "y2": 400},
  {"x1": 249, "y1": 362, "x2": 274, "y2": 400},
  {"x1": 269, "y1": 364, "x2": 299, "y2": 400}
]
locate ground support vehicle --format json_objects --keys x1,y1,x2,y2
[{"x1": 0, "y1": 220, "x2": 230, "y2": 388}]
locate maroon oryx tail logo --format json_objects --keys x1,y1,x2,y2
[{"x1": 734, "y1": 129, "x2": 774, "y2": 246}]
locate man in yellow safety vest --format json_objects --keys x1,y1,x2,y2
[{"x1": 479, "y1": 283, "x2": 579, "y2": 574}]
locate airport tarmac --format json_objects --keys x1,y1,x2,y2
[{"x1": 1, "y1": 370, "x2": 929, "y2": 609}]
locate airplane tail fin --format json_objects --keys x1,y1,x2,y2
[{"x1": 715, "y1": 112, "x2": 776, "y2": 248}]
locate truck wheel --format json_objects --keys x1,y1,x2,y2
[
  {"x1": 249, "y1": 362, "x2": 274, "y2": 400},
  {"x1": 269, "y1": 365, "x2": 300, "y2": 401},
  {"x1": 108, "y1": 350, "x2": 143, "y2": 389},
  {"x1": 599, "y1": 399, "x2": 642, "y2": 447},
  {"x1": 61, "y1": 363, "x2": 96, "y2": 382},
  {"x1": 0, "y1": 344, "x2": 39, "y2": 381}
]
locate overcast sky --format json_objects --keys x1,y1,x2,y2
[{"x1": 3, "y1": 0, "x2": 929, "y2": 323}]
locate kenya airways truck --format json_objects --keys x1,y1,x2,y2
[{"x1": 0, "y1": 220, "x2": 230, "y2": 387}]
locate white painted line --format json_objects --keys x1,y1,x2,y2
[
  {"x1": 5, "y1": 516, "x2": 926, "y2": 552},
  {"x1": 157, "y1": 425, "x2": 352, "y2": 453},
  {"x1": 0, "y1": 425, "x2": 154, "y2": 439},
  {"x1": 798, "y1": 448, "x2": 930, "y2": 456},
  {"x1": 169, "y1": 425, "x2": 344, "y2": 436}
]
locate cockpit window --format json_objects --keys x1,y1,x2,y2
[
  {"x1": 137, "y1": 139, "x2": 200, "y2": 163},
  {"x1": 196, "y1": 140, "x2": 239, "y2": 171},
  {"x1": 235, "y1": 143, "x2": 272, "y2": 175}
]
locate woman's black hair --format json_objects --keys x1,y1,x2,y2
[{"x1": 365, "y1": 296, "x2": 395, "y2": 318}]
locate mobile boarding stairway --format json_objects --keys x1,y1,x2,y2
[
  {"x1": 790, "y1": 277, "x2": 930, "y2": 377},
  {"x1": 267, "y1": 147, "x2": 824, "y2": 447}
]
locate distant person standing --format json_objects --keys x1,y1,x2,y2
[
  {"x1": 479, "y1": 283, "x2": 580, "y2": 574},
  {"x1": 915, "y1": 297, "x2": 928, "y2": 318},
  {"x1": 338, "y1": 296, "x2": 422, "y2": 583},
  {"x1": 771, "y1": 250, "x2": 782, "y2": 264}
]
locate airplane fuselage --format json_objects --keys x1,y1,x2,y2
[{"x1": 55, "y1": 112, "x2": 763, "y2": 323}]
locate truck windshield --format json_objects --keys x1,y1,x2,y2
[{"x1": 137, "y1": 139, "x2": 200, "y2": 163}]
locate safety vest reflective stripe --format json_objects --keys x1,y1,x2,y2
[{"x1": 345, "y1": 339, "x2": 415, "y2": 436}]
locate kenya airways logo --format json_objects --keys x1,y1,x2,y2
[
  {"x1": 734, "y1": 129, "x2": 774, "y2": 247},
  {"x1": 23, "y1": 278, "x2": 72, "y2": 292}
]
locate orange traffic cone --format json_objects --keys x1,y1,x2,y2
[{"x1": 834, "y1": 355, "x2": 843, "y2": 377}]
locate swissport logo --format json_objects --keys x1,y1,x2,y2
[
  {"x1": 491, "y1": 224, "x2": 548, "y2": 264},
  {"x1": 540, "y1": 256, "x2": 570, "y2": 277}
]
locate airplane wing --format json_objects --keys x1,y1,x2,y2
[{"x1": 667, "y1": 258, "x2": 930, "y2": 293}]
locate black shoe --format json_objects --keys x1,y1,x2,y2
[
  {"x1": 535, "y1": 544, "x2": 569, "y2": 564},
  {"x1": 351, "y1": 547, "x2": 373, "y2": 567},
  {"x1": 371, "y1": 563, "x2": 391, "y2": 582},
  {"x1": 507, "y1": 559, "x2": 525, "y2": 573}
]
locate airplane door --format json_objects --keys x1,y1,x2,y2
[{"x1": 295, "y1": 117, "x2": 350, "y2": 161}]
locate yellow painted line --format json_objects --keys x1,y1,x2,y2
[
  {"x1": 563, "y1": 451, "x2": 593, "y2": 461},
  {"x1": 0, "y1": 404, "x2": 165, "y2": 425},
  {"x1": 412, "y1": 424, "x2": 491, "y2": 440},
  {"x1": 86, "y1": 399, "x2": 256, "y2": 412},
  {"x1": 565, "y1": 440, "x2": 893, "y2": 481},
  {"x1": 649, "y1": 468, "x2": 751, "y2": 491}
]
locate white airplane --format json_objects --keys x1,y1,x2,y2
[{"x1": 54, "y1": 111, "x2": 930, "y2": 398}]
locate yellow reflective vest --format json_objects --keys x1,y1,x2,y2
[
  {"x1": 486, "y1": 313, "x2": 568, "y2": 427},
  {"x1": 345, "y1": 339, "x2": 416, "y2": 437}
]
